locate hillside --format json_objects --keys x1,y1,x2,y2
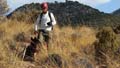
[
  {"x1": 0, "y1": 20, "x2": 120, "y2": 68},
  {"x1": 113, "y1": 8, "x2": 120, "y2": 15},
  {"x1": 7, "y1": 1, "x2": 120, "y2": 27},
  {"x1": 1, "y1": 1, "x2": 120, "y2": 68}
]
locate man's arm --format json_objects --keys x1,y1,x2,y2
[
  {"x1": 34, "y1": 15, "x2": 40, "y2": 31},
  {"x1": 51, "y1": 13, "x2": 56, "y2": 26}
]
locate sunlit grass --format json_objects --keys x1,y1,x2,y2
[{"x1": 0, "y1": 20, "x2": 119, "y2": 68}]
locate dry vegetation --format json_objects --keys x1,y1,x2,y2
[{"x1": 0, "y1": 20, "x2": 120, "y2": 68}]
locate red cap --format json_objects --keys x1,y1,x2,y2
[{"x1": 41, "y1": 2, "x2": 48, "y2": 9}]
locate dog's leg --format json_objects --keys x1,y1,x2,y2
[
  {"x1": 34, "y1": 52, "x2": 37, "y2": 61},
  {"x1": 22, "y1": 45, "x2": 28, "y2": 61}
]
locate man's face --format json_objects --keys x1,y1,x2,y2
[{"x1": 42, "y1": 8, "x2": 48, "y2": 13}]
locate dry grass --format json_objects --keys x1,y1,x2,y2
[{"x1": 0, "y1": 20, "x2": 119, "y2": 68}]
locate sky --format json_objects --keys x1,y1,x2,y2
[{"x1": 7, "y1": 0, "x2": 120, "y2": 14}]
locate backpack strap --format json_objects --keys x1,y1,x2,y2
[
  {"x1": 48, "y1": 12, "x2": 53, "y2": 30},
  {"x1": 39, "y1": 12, "x2": 53, "y2": 30},
  {"x1": 39, "y1": 12, "x2": 43, "y2": 23},
  {"x1": 39, "y1": 12, "x2": 52, "y2": 23},
  {"x1": 48, "y1": 12, "x2": 52, "y2": 24}
]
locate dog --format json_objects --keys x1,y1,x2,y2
[{"x1": 23, "y1": 37, "x2": 41, "y2": 62}]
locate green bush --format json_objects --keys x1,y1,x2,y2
[{"x1": 95, "y1": 27, "x2": 119, "y2": 67}]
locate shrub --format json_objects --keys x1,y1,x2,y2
[{"x1": 95, "y1": 27, "x2": 119, "y2": 67}]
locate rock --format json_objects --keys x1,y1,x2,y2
[
  {"x1": 71, "y1": 52, "x2": 93, "y2": 68},
  {"x1": 72, "y1": 58, "x2": 93, "y2": 68},
  {"x1": 45, "y1": 54, "x2": 63, "y2": 68}
]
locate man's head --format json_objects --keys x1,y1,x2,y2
[{"x1": 41, "y1": 2, "x2": 48, "y2": 13}]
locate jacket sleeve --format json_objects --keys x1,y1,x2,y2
[
  {"x1": 51, "y1": 13, "x2": 56, "y2": 25},
  {"x1": 34, "y1": 15, "x2": 40, "y2": 31}
]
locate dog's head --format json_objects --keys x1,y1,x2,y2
[{"x1": 31, "y1": 37, "x2": 40, "y2": 44}]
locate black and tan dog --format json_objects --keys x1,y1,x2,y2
[{"x1": 23, "y1": 37, "x2": 41, "y2": 62}]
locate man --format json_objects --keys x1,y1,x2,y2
[{"x1": 34, "y1": 2, "x2": 56, "y2": 50}]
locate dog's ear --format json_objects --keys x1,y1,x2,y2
[
  {"x1": 31, "y1": 37, "x2": 37, "y2": 42},
  {"x1": 31, "y1": 37, "x2": 34, "y2": 41},
  {"x1": 34, "y1": 37, "x2": 37, "y2": 40}
]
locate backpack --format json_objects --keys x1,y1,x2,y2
[{"x1": 39, "y1": 12, "x2": 52, "y2": 26}]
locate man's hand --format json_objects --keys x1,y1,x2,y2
[{"x1": 47, "y1": 22, "x2": 52, "y2": 26}]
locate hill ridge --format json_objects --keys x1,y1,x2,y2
[{"x1": 7, "y1": 1, "x2": 120, "y2": 27}]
